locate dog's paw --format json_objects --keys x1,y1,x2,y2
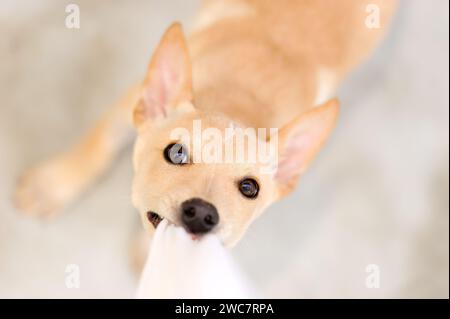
[{"x1": 14, "y1": 160, "x2": 81, "y2": 218}]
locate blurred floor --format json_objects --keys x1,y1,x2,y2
[{"x1": 0, "y1": 0, "x2": 448, "y2": 298}]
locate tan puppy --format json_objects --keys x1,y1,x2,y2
[{"x1": 15, "y1": 0, "x2": 397, "y2": 247}]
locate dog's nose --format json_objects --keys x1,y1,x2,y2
[{"x1": 181, "y1": 198, "x2": 219, "y2": 234}]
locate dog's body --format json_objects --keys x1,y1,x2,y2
[
  {"x1": 190, "y1": 0, "x2": 395, "y2": 129},
  {"x1": 15, "y1": 0, "x2": 397, "y2": 247}
]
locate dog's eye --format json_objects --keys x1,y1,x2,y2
[
  {"x1": 238, "y1": 178, "x2": 259, "y2": 199},
  {"x1": 164, "y1": 143, "x2": 189, "y2": 165}
]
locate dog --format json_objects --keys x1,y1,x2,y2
[{"x1": 15, "y1": 0, "x2": 397, "y2": 248}]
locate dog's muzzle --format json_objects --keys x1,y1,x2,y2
[{"x1": 181, "y1": 198, "x2": 219, "y2": 234}]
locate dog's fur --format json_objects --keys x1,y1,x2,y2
[{"x1": 15, "y1": 0, "x2": 397, "y2": 247}]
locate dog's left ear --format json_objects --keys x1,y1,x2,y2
[
  {"x1": 273, "y1": 99, "x2": 339, "y2": 196},
  {"x1": 134, "y1": 22, "x2": 193, "y2": 126}
]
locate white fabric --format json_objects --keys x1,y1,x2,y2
[{"x1": 136, "y1": 220, "x2": 254, "y2": 299}]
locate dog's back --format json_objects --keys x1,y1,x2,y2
[{"x1": 190, "y1": 0, "x2": 397, "y2": 128}]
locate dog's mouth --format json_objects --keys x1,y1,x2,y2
[
  {"x1": 145, "y1": 211, "x2": 201, "y2": 241},
  {"x1": 147, "y1": 211, "x2": 163, "y2": 228}
]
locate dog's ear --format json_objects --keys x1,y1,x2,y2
[
  {"x1": 273, "y1": 99, "x2": 339, "y2": 196},
  {"x1": 134, "y1": 22, "x2": 193, "y2": 126}
]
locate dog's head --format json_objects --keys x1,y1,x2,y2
[{"x1": 131, "y1": 23, "x2": 338, "y2": 246}]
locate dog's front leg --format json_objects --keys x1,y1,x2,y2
[{"x1": 14, "y1": 84, "x2": 142, "y2": 217}]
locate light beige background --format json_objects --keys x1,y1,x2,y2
[{"x1": 0, "y1": 0, "x2": 448, "y2": 298}]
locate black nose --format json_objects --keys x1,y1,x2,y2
[{"x1": 181, "y1": 198, "x2": 219, "y2": 234}]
